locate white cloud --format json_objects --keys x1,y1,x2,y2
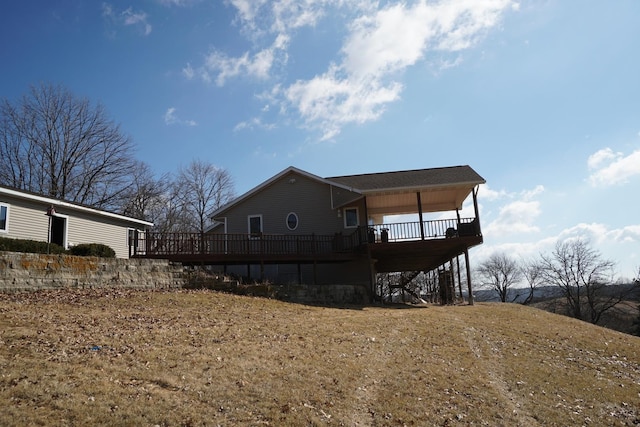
[
  {"x1": 482, "y1": 185, "x2": 545, "y2": 237},
  {"x1": 186, "y1": 0, "x2": 515, "y2": 139},
  {"x1": 164, "y1": 107, "x2": 197, "y2": 126},
  {"x1": 587, "y1": 147, "x2": 640, "y2": 187},
  {"x1": 233, "y1": 117, "x2": 276, "y2": 132},
  {"x1": 289, "y1": 0, "x2": 514, "y2": 139},
  {"x1": 478, "y1": 221, "x2": 640, "y2": 280},
  {"x1": 485, "y1": 199, "x2": 541, "y2": 236},
  {"x1": 285, "y1": 66, "x2": 403, "y2": 140},
  {"x1": 558, "y1": 222, "x2": 640, "y2": 246},
  {"x1": 182, "y1": 63, "x2": 195, "y2": 80},
  {"x1": 102, "y1": 3, "x2": 113, "y2": 17},
  {"x1": 158, "y1": 0, "x2": 200, "y2": 6},
  {"x1": 610, "y1": 224, "x2": 640, "y2": 243},
  {"x1": 558, "y1": 222, "x2": 610, "y2": 244},
  {"x1": 522, "y1": 184, "x2": 544, "y2": 200},
  {"x1": 477, "y1": 184, "x2": 508, "y2": 202},
  {"x1": 102, "y1": 3, "x2": 152, "y2": 36},
  {"x1": 196, "y1": 40, "x2": 281, "y2": 86}
]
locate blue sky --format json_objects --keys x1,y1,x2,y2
[{"x1": 1, "y1": 0, "x2": 639, "y2": 280}]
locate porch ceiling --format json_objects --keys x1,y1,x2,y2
[
  {"x1": 365, "y1": 185, "x2": 475, "y2": 216},
  {"x1": 328, "y1": 165, "x2": 485, "y2": 217}
]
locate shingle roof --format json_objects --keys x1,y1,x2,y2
[{"x1": 326, "y1": 165, "x2": 485, "y2": 192}]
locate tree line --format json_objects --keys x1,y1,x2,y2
[
  {"x1": 476, "y1": 238, "x2": 640, "y2": 327},
  {"x1": 0, "y1": 83, "x2": 234, "y2": 233}
]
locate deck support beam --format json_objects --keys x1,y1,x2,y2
[
  {"x1": 456, "y1": 255, "x2": 463, "y2": 300},
  {"x1": 464, "y1": 249, "x2": 474, "y2": 305},
  {"x1": 417, "y1": 192, "x2": 425, "y2": 240}
]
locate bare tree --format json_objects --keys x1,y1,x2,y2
[
  {"x1": 476, "y1": 252, "x2": 522, "y2": 302},
  {"x1": 0, "y1": 83, "x2": 135, "y2": 209},
  {"x1": 173, "y1": 159, "x2": 234, "y2": 234},
  {"x1": 152, "y1": 183, "x2": 195, "y2": 233},
  {"x1": 121, "y1": 161, "x2": 170, "y2": 222},
  {"x1": 538, "y1": 238, "x2": 636, "y2": 324},
  {"x1": 519, "y1": 258, "x2": 543, "y2": 305}
]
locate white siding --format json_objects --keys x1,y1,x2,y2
[
  {"x1": 0, "y1": 197, "x2": 50, "y2": 242},
  {"x1": 65, "y1": 210, "x2": 131, "y2": 258},
  {"x1": 0, "y1": 193, "x2": 145, "y2": 258}
]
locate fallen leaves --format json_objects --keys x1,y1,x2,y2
[{"x1": 0, "y1": 290, "x2": 639, "y2": 426}]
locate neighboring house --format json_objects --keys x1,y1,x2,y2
[
  {"x1": 135, "y1": 165, "x2": 485, "y2": 299},
  {"x1": 0, "y1": 185, "x2": 153, "y2": 259}
]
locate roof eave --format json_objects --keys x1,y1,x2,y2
[
  {"x1": 359, "y1": 180, "x2": 486, "y2": 195},
  {"x1": 210, "y1": 166, "x2": 362, "y2": 219},
  {"x1": 0, "y1": 186, "x2": 154, "y2": 227}
]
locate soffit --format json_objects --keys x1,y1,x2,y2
[
  {"x1": 327, "y1": 166, "x2": 484, "y2": 215},
  {"x1": 365, "y1": 185, "x2": 475, "y2": 216}
]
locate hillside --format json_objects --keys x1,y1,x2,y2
[{"x1": 1, "y1": 289, "x2": 639, "y2": 426}]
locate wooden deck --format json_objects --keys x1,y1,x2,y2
[
  {"x1": 369, "y1": 235, "x2": 483, "y2": 273},
  {"x1": 130, "y1": 218, "x2": 481, "y2": 270}
]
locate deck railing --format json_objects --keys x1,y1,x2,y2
[
  {"x1": 134, "y1": 231, "x2": 362, "y2": 257},
  {"x1": 131, "y1": 218, "x2": 480, "y2": 257},
  {"x1": 363, "y1": 217, "x2": 478, "y2": 243}
]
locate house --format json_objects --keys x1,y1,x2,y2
[
  {"x1": 134, "y1": 165, "x2": 485, "y2": 302},
  {"x1": 0, "y1": 185, "x2": 153, "y2": 259}
]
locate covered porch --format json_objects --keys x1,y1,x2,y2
[{"x1": 329, "y1": 168, "x2": 484, "y2": 304}]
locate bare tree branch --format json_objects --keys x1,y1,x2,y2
[
  {"x1": 537, "y1": 238, "x2": 632, "y2": 324},
  {"x1": 0, "y1": 83, "x2": 135, "y2": 209},
  {"x1": 476, "y1": 252, "x2": 522, "y2": 302},
  {"x1": 173, "y1": 159, "x2": 235, "y2": 234}
]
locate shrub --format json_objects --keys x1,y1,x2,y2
[
  {"x1": 69, "y1": 243, "x2": 116, "y2": 258},
  {"x1": 0, "y1": 236, "x2": 66, "y2": 254}
]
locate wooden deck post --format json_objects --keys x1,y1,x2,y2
[
  {"x1": 417, "y1": 192, "x2": 425, "y2": 240},
  {"x1": 472, "y1": 186, "x2": 481, "y2": 233},
  {"x1": 313, "y1": 260, "x2": 317, "y2": 285},
  {"x1": 464, "y1": 249, "x2": 474, "y2": 305},
  {"x1": 260, "y1": 261, "x2": 265, "y2": 282},
  {"x1": 456, "y1": 255, "x2": 463, "y2": 300}
]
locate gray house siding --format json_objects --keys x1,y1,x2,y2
[
  {"x1": 208, "y1": 169, "x2": 372, "y2": 286},
  {"x1": 64, "y1": 210, "x2": 135, "y2": 259},
  {"x1": 0, "y1": 190, "x2": 150, "y2": 259},
  {"x1": 331, "y1": 185, "x2": 362, "y2": 209},
  {"x1": 220, "y1": 170, "x2": 348, "y2": 236},
  {"x1": 0, "y1": 195, "x2": 50, "y2": 242}
]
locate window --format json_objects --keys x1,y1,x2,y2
[
  {"x1": 344, "y1": 207, "x2": 359, "y2": 228},
  {"x1": 248, "y1": 215, "x2": 263, "y2": 238},
  {"x1": 0, "y1": 203, "x2": 8, "y2": 232},
  {"x1": 286, "y1": 212, "x2": 298, "y2": 231}
]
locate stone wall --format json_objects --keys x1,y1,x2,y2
[
  {"x1": 0, "y1": 252, "x2": 185, "y2": 292},
  {"x1": 201, "y1": 278, "x2": 371, "y2": 305},
  {"x1": 0, "y1": 252, "x2": 371, "y2": 304},
  {"x1": 280, "y1": 283, "x2": 370, "y2": 304}
]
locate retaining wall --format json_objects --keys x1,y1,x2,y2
[
  {"x1": 0, "y1": 252, "x2": 370, "y2": 304},
  {"x1": 0, "y1": 252, "x2": 184, "y2": 292},
  {"x1": 281, "y1": 283, "x2": 370, "y2": 304}
]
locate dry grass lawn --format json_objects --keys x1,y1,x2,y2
[{"x1": 1, "y1": 289, "x2": 639, "y2": 426}]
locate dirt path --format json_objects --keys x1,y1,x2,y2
[{"x1": 461, "y1": 321, "x2": 541, "y2": 426}]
